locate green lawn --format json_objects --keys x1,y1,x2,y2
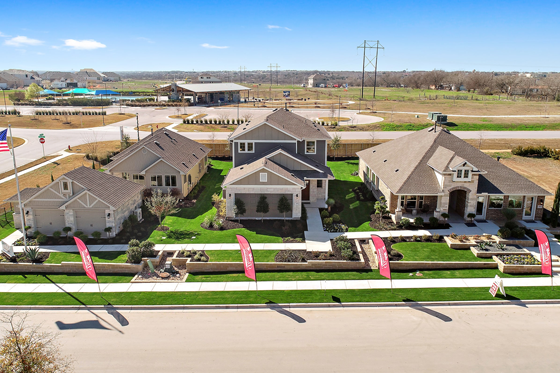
[
  {"x1": 0, "y1": 286, "x2": 557, "y2": 306},
  {"x1": 0, "y1": 212, "x2": 16, "y2": 240},
  {"x1": 392, "y1": 242, "x2": 494, "y2": 262},
  {"x1": 148, "y1": 160, "x2": 283, "y2": 244},
  {"x1": 186, "y1": 268, "x2": 542, "y2": 282},
  {"x1": 327, "y1": 160, "x2": 374, "y2": 232},
  {"x1": 380, "y1": 122, "x2": 560, "y2": 132},
  {"x1": 0, "y1": 274, "x2": 133, "y2": 283},
  {"x1": 45, "y1": 251, "x2": 128, "y2": 264},
  {"x1": 206, "y1": 250, "x2": 278, "y2": 262}
]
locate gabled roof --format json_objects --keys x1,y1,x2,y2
[
  {"x1": 106, "y1": 129, "x2": 211, "y2": 174},
  {"x1": 357, "y1": 127, "x2": 551, "y2": 196},
  {"x1": 230, "y1": 109, "x2": 331, "y2": 141},
  {"x1": 157, "y1": 82, "x2": 250, "y2": 93},
  {"x1": 5, "y1": 167, "x2": 143, "y2": 208},
  {"x1": 222, "y1": 157, "x2": 306, "y2": 187},
  {"x1": 249, "y1": 146, "x2": 334, "y2": 179}
]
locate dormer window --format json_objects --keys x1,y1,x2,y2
[
  {"x1": 61, "y1": 181, "x2": 71, "y2": 193},
  {"x1": 454, "y1": 167, "x2": 471, "y2": 181}
]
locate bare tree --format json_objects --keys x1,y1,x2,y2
[
  {"x1": 478, "y1": 131, "x2": 484, "y2": 150},
  {"x1": 241, "y1": 112, "x2": 254, "y2": 123},
  {"x1": 465, "y1": 72, "x2": 494, "y2": 94},
  {"x1": 369, "y1": 131, "x2": 376, "y2": 145},
  {"x1": 81, "y1": 131, "x2": 102, "y2": 158},
  {"x1": 0, "y1": 311, "x2": 73, "y2": 372},
  {"x1": 423, "y1": 70, "x2": 448, "y2": 89},
  {"x1": 403, "y1": 72, "x2": 424, "y2": 89},
  {"x1": 494, "y1": 74, "x2": 519, "y2": 97},
  {"x1": 329, "y1": 103, "x2": 337, "y2": 119}
]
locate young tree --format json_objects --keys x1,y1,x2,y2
[
  {"x1": 256, "y1": 195, "x2": 269, "y2": 222},
  {"x1": 234, "y1": 198, "x2": 246, "y2": 223},
  {"x1": 145, "y1": 189, "x2": 179, "y2": 229},
  {"x1": 277, "y1": 195, "x2": 291, "y2": 221},
  {"x1": 25, "y1": 83, "x2": 42, "y2": 101},
  {"x1": 330, "y1": 134, "x2": 341, "y2": 160},
  {"x1": 551, "y1": 182, "x2": 560, "y2": 228},
  {"x1": 0, "y1": 311, "x2": 73, "y2": 372},
  {"x1": 374, "y1": 196, "x2": 389, "y2": 223}
]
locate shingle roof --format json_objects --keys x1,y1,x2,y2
[
  {"x1": 158, "y1": 83, "x2": 250, "y2": 93},
  {"x1": 230, "y1": 109, "x2": 331, "y2": 141},
  {"x1": 106, "y1": 129, "x2": 211, "y2": 174},
  {"x1": 4, "y1": 188, "x2": 43, "y2": 203},
  {"x1": 357, "y1": 127, "x2": 551, "y2": 196},
  {"x1": 222, "y1": 157, "x2": 306, "y2": 187}
]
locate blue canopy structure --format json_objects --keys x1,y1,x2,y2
[
  {"x1": 40, "y1": 89, "x2": 59, "y2": 95},
  {"x1": 91, "y1": 89, "x2": 120, "y2": 95},
  {"x1": 63, "y1": 88, "x2": 94, "y2": 95}
]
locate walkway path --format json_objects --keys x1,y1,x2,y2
[
  {"x1": 2, "y1": 276, "x2": 559, "y2": 293},
  {"x1": 0, "y1": 151, "x2": 73, "y2": 185}
]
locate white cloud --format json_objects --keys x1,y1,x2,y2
[
  {"x1": 201, "y1": 43, "x2": 228, "y2": 49},
  {"x1": 267, "y1": 25, "x2": 291, "y2": 31},
  {"x1": 0, "y1": 32, "x2": 9, "y2": 37},
  {"x1": 4, "y1": 36, "x2": 43, "y2": 46},
  {"x1": 137, "y1": 37, "x2": 154, "y2": 43},
  {"x1": 63, "y1": 39, "x2": 106, "y2": 50}
]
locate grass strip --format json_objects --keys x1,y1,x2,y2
[
  {"x1": 45, "y1": 251, "x2": 128, "y2": 264},
  {"x1": 0, "y1": 287, "x2": 557, "y2": 306},
  {"x1": 0, "y1": 274, "x2": 133, "y2": 284},
  {"x1": 392, "y1": 242, "x2": 494, "y2": 262},
  {"x1": 205, "y1": 250, "x2": 278, "y2": 262}
]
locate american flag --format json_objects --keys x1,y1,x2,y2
[{"x1": 0, "y1": 129, "x2": 10, "y2": 152}]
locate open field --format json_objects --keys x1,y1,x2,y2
[
  {"x1": 0, "y1": 155, "x2": 58, "y2": 180},
  {"x1": 0, "y1": 113, "x2": 136, "y2": 129},
  {"x1": 67, "y1": 140, "x2": 136, "y2": 157}
]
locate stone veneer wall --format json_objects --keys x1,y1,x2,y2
[
  {"x1": 0, "y1": 261, "x2": 144, "y2": 274},
  {"x1": 172, "y1": 258, "x2": 367, "y2": 272}
]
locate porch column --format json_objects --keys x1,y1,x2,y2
[
  {"x1": 434, "y1": 195, "x2": 442, "y2": 219},
  {"x1": 293, "y1": 193, "x2": 301, "y2": 219}
]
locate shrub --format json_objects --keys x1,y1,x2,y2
[
  {"x1": 412, "y1": 235, "x2": 418, "y2": 242},
  {"x1": 467, "y1": 213, "x2": 476, "y2": 221},
  {"x1": 128, "y1": 239, "x2": 141, "y2": 248},
  {"x1": 36, "y1": 234, "x2": 48, "y2": 244},
  {"x1": 400, "y1": 218, "x2": 411, "y2": 228},
  {"x1": 323, "y1": 217, "x2": 333, "y2": 225},
  {"x1": 321, "y1": 210, "x2": 330, "y2": 219},
  {"x1": 128, "y1": 214, "x2": 139, "y2": 225},
  {"x1": 122, "y1": 219, "x2": 131, "y2": 231},
  {"x1": 142, "y1": 188, "x2": 153, "y2": 200},
  {"x1": 433, "y1": 234, "x2": 440, "y2": 240},
  {"x1": 398, "y1": 235, "x2": 405, "y2": 242},
  {"x1": 212, "y1": 193, "x2": 221, "y2": 204},
  {"x1": 332, "y1": 214, "x2": 341, "y2": 222},
  {"x1": 301, "y1": 204, "x2": 307, "y2": 221},
  {"x1": 388, "y1": 235, "x2": 395, "y2": 242},
  {"x1": 414, "y1": 217, "x2": 424, "y2": 227},
  {"x1": 73, "y1": 231, "x2": 84, "y2": 237},
  {"x1": 62, "y1": 226, "x2": 72, "y2": 237},
  {"x1": 202, "y1": 216, "x2": 212, "y2": 229},
  {"x1": 337, "y1": 240, "x2": 352, "y2": 251},
  {"x1": 52, "y1": 231, "x2": 62, "y2": 239},
  {"x1": 180, "y1": 248, "x2": 191, "y2": 257},
  {"x1": 23, "y1": 247, "x2": 41, "y2": 261},
  {"x1": 201, "y1": 256, "x2": 208, "y2": 262},
  {"x1": 167, "y1": 229, "x2": 190, "y2": 240},
  {"x1": 458, "y1": 234, "x2": 467, "y2": 241},
  {"x1": 32, "y1": 230, "x2": 41, "y2": 239},
  {"x1": 429, "y1": 217, "x2": 439, "y2": 228},
  {"x1": 140, "y1": 240, "x2": 156, "y2": 257},
  {"x1": 422, "y1": 234, "x2": 429, "y2": 242},
  {"x1": 441, "y1": 213, "x2": 449, "y2": 220},
  {"x1": 504, "y1": 221, "x2": 518, "y2": 230},
  {"x1": 498, "y1": 227, "x2": 511, "y2": 239},
  {"x1": 502, "y1": 208, "x2": 517, "y2": 221},
  {"x1": 511, "y1": 228, "x2": 526, "y2": 239},
  {"x1": 341, "y1": 248, "x2": 354, "y2": 261},
  {"x1": 213, "y1": 218, "x2": 223, "y2": 230},
  {"x1": 92, "y1": 231, "x2": 102, "y2": 240},
  {"x1": 126, "y1": 246, "x2": 143, "y2": 263},
  {"x1": 450, "y1": 233, "x2": 458, "y2": 239}
]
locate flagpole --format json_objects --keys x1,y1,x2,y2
[{"x1": 8, "y1": 124, "x2": 27, "y2": 251}]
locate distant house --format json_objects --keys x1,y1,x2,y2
[
  {"x1": 196, "y1": 75, "x2": 222, "y2": 84},
  {"x1": 3, "y1": 69, "x2": 42, "y2": 87},
  {"x1": 104, "y1": 129, "x2": 211, "y2": 197},
  {"x1": 5, "y1": 167, "x2": 144, "y2": 237},
  {"x1": 0, "y1": 72, "x2": 24, "y2": 88},
  {"x1": 308, "y1": 74, "x2": 327, "y2": 87},
  {"x1": 50, "y1": 80, "x2": 67, "y2": 89},
  {"x1": 102, "y1": 72, "x2": 122, "y2": 82},
  {"x1": 222, "y1": 109, "x2": 334, "y2": 219},
  {"x1": 357, "y1": 127, "x2": 550, "y2": 222}
]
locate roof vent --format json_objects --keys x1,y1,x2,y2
[
  {"x1": 372, "y1": 150, "x2": 376, "y2": 153},
  {"x1": 290, "y1": 173, "x2": 295, "y2": 177},
  {"x1": 383, "y1": 159, "x2": 387, "y2": 162},
  {"x1": 154, "y1": 141, "x2": 160, "y2": 146},
  {"x1": 193, "y1": 153, "x2": 198, "y2": 159},
  {"x1": 240, "y1": 167, "x2": 244, "y2": 170},
  {"x1": 182, "y1": 162, "x2": 187, "y2": 167},
  {"x1": 395, "y1": 169, "x2": 399, "y2": 172}
]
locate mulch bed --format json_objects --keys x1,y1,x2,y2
[
  {"x1": 369, "y1": 215, "x2": 451, "y2": 230},
  {"x1": 135, "y1": 252, "x2": 187, "y2": 281},
  {"x1": 274, "y1": 239, "x2": 360, "y2": 262},
  {"x1": 12, "y1": 252, "x2": 51, "y2": 263},
  {"x1": 176, "y1": 250, "x2": 209, "y2": 262},
  {"x1": 176, "y1": 186, "x2": 205, "y2": 208}
]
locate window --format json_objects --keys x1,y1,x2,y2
[
  {"x1": 122, "y1": 172, "x2": 130, "y2": 180},
  {"x1": 365, "y1": 166, "x2": 371, "y2": 180},
  {"x1": 151, "y1": 175, "x2": 163, "y2": 187},
  {"x1": 61, "y1": 181, "x2": 70, "y2": 192},
  {"x1": 406, "y1": 195, "x2": 417, "y2": 209},
  {"x1": 317, "y1": 180, "x2": 323, "y2": 188},
  {"x1": 165, "y1": 175, "x2": 177, "y2": 187},
  {"x1": 199, "y1": 162, "x2": 203, "y2": 173},
  {"x1": 132, "y1": 174, "x2": 145, "y2": 183},
  {"x1": 508, "y1": 195, "x2": 523, "y2": 209},
  {"x1": 238, "y1": 142, "x2": 254, "y2": 153},
  {"x1": 454, "y1": 167, "x2": 472, "y2": 181},
  {"x1": 418, "y1": 196, "x2": 424, "y2": 209},
  {"x1": 306, "y1": 140, "x2": 316, "y2": 154},
  {"x1": 489, "y1": 196, "x2": 504, "y2": 209},
  {"x1": 260, "y1": 173, "x2": 267, "y2": 182}
]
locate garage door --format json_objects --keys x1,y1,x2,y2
[
  {"x1": 235, "y1": 194, "x2": 292, "y2": 219},
  {"x1": 35, "y1": 209, "x2": 66, "y2": 236},
  {"x1": 75, "y1": 210, "x2": 106, "y2": 236}
]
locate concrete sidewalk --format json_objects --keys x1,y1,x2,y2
[
  {"x1": 0, "y1": 151, "x2": 73, "y2": 185},
  {"x1": 1, "y1": 276, "x2": 558, "y2": 293}
]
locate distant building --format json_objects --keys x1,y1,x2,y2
[
  {"x1": 2, "y1": 69, "x2": 41, "y2": 87},
  {"x1": 0, "y1": 72, "x2": 24, "y2": 88},
  {"x1": 102, "y1": 72, "x2": 122, "y2": 82},
  {"x1": 308, "y1": 74, "x2": 327, "y2": 87},
  {"x1": 51, "y1": 80, "x2": 68, "y2": 89},
  {"x1": 196, "y1": 75, "x2": 222, "y2": 84}
]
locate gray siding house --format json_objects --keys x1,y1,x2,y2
[
  {"x1": 5, "y1": 167, "x2": 144, "y2": 237},
  {"x1": 223, "y1": 109, "x2": 334, "y2": 219}
]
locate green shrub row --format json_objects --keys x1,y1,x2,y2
[
  {"x1": 182, "y1": 118, "x2": 246, "y2": 125},
  {"x1": 0, "y1": 109, "x2": 20, "y2": 115},
  {"x1": 511, "y1": 145, "x2": 560, "y2": 160},
  {"x1": 34, "y1": 110, "x2": 105, "y2": 116}
]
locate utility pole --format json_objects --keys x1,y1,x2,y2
[
  {"x1": 267, "y1": 64, "x2": 274, "y2": 86},
  {"x1": 274, "y1": 64, "x2": 280, "y2": 86},
  {"x1": 356, "y1": 40, "x2": 384, "y2": 99},
  {"x1": 239, "y1": 66, "x2": 246, "y2": 83}
]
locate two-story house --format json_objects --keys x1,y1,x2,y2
[
  {"x1": 222, "y1": 109, "x2": 334, "y2": 219},
  {"x1": 104, "y1": 129, "x2": 211, "y2": 197},
  {"x1": 357, "y1": 126, "x2": 550, "y2": 222},
  {"x1": 5, "y1": 167, "x2": 144, "y2": 237}
]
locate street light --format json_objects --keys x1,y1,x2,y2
[{"x1": 136, "y1": 113, "x2": 140, "y2": 141}]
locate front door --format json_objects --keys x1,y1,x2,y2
[
  {"x1": 523, "y1": 196, "x2": 536, "y2": 220},
  {"x1": 475, "y1": 195, "x2": 486, "y2": 219},
  {"x1": 302, "y1": 181, "x2": 310, "y2": 201}
]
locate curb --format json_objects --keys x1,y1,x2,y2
[{"x1": 1, "y1": 299, "x2": 560, "y2": 312}]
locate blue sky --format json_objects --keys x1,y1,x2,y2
[{"x1": 1, "y1": 0, "x2": 558, "y2": 72}]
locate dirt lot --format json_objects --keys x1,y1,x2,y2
[
  {"x1": 137, "y1": 123, "x2": 172, "y2": 131},
  {"x1": 67, "y1": 140, "x2": 137, "y2": 158},
  {"x1": 499, "y1": 156, "x2": 560, "y2": 210},
  {"x1": 0, "y1": 113, "x2": 136, "y2": 129},
  {"x1": 176, "y1": 124, "x2": 236, "y2": 132}
]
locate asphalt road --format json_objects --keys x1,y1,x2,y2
[
  {"x1": 2, "y1": 105, "x2": 560, "y2": 174},
  {"x1": 9, "y1": 304, "x2": 560, "y2": 372}
]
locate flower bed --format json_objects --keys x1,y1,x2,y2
[
  {"x1": 470, "y1": 243, "x2": 530, "y2": 258},
  {"x1": 445, "y1": 234, "x2": 499, "y2": 249},
  {"x1": 494, "y1": 254, "x2": 542, "y2": 274}
]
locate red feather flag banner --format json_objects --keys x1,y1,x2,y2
[
  {"x1": 236, "y1": 234, "x2": 256, "y2": 281},
  {"x1": 371, "y1": 235, "x2": 391, "y2": 280},
  {"x1": 535, "y1": 230, "x2": 552, "y2": 276},
  {"x1": 74, "y1": 236, "x2": 98, "y2": 283}
]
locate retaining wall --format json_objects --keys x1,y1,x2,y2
[
  {"x1": 493, "y1": 256, "x2": 542, "y2": 274},
  {"x1": 0, "y1": 261, "x2": 144, "y2": 274},
  {"x1": 390, "y1": 261, "x2": 498, "y2": 271}
]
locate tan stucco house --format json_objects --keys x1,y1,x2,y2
[
  {"x1": 357, "y1": 127, "x2": 551, "y2": 222},
  {"x1": 222, "y1": 109, "x2": 334, "y2": 219},
  {"x1": 105, "y1": 129, "x2": 211, "y2": 197},
  {"x1": 6, "y1": 167, "x2": 144, "y2": 237}
]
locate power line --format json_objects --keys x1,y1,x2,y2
[{"x1": 357, "y1": 40, "x2": 384, "y2": 98}]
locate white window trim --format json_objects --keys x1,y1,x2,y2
[
  {"x1": 238, "y1": 141, "x2": 255, "y2": 153},
  {"x1": 453, "y1": 167, "x2": 472, "y2": 182},
  {"x1": 164, "y1": 174, "x2": 178, "y2": 187},
  {"x1": 60, "y1": 180, "x2": 71, "y2": 193},
  {"x1": 305, "y1": 140, "x2": 316, "y2": 155},
  {"x1": 260, "y1": 173, "x2": 267, "y2": 182}
]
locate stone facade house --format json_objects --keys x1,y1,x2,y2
[
  {"x1": 222, "y1": 109, "x2": 334, "y2": 219},
  {"x1": 5, "y1": 167, "x2": 144, "y2": 237},
  {"x1": 357, "y1": 127, "x2": 550, "y2": 222},
  {"x1": 105, "y1": 129, "x2": 211, "y2": 197}
]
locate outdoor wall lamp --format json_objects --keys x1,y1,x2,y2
[
  {"x1": 229, "y1": 194, "x2": 231, "y2": 197},
  {"x1": 107, "y1": 213, "x2": 111, "y2": 218},
  {"x1": 296, "y1": 194, "x2": 299, "y2": 198},
  {"x1": 25, "y1": 211, "x2": 29, "y2": 215}
]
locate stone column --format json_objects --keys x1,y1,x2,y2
[
  {"x1": 64, "y1": 209, "x2": 76, "y2": 233},
  {"x1": 293, "y1": 193, "x2": 301, "y2": 219}
]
